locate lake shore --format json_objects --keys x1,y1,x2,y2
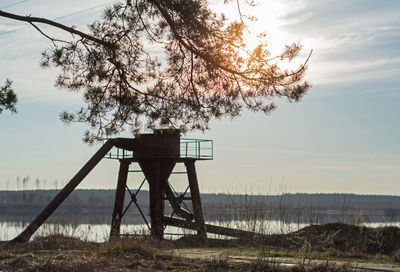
[{"x1": 2, "y1": 223, "x2": 400, "y2": 271}]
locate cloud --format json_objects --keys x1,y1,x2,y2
[
  {"x1": 374, "y1": 164, "x2": 400, "y2": 172},
  {"x1": 270, "y1": 0, "x2": 400, "y2": 86},
  {"x1": 308, "y1": 57, "x2": 400, "y2": 85},
  {"x1": 233, "y1": 146, "x2": 400, "y2": 161},
  {"x1": 0, "y1": 24, "x2": 26, "y2": 33},
  {"x1": 299, "y1": 161, "x2": 400, "y2": 174},
  {"x1": 0, "y1": 1, "x2": 117, "y2": 104}
]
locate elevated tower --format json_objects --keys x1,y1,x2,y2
[
  {"x1": 12, "y1": 129, "x2": 213, "y2": 242},
  {"x1": 106, "y1": 129, "x2": 213, "y2": 240}
]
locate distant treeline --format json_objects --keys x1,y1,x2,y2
[{"x1": 0, "y1": 190, "x2": 399, "y2": 224}]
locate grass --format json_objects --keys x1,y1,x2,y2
[
  {"x1": 171, "y1": 222, "x2": 400, "y2": 265},
  {"x1": 0, "y1": 236, "x2": 157, "y2": 272},
  {"x1": 180, "y1": 246, "x2": 400, "y2": 265},
  {"x1": 2, "y1": 223, "x2": 400, "y2": 271},
  {"x1": 0, "y1": 234, "x2": 360, "y2": 272},
  {"x1": 185, "y1": 247, "x2": 297, "y2": 258}
]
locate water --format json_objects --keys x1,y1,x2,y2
[{"x1": 2, "y1": 220, "x2": 400, "y2": 242}]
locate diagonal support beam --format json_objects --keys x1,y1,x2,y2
[
  {"x1": 11, "y1": 139, "x2": 116, "y2": 243},
  {"x1": 164, "y1": 183, "x2": 193, "y2": 221},
  {"x1": 123, "y1": 182, "x2": 151, "y2": 230},
  {"x1": 163, "y1": 217, "x2": 260, "y2": 240}
]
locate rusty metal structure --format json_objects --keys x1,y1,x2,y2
[
  {"x1": 105, "y1": 129, "x2": 213, "y2": 240},
  {"x1": 12, "y1": 129, "x2": 261, "y2": 243},
  {"x1": 12, "y1": 129, "x2": 211, "y2": 242}
]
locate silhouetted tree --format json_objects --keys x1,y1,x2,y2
[
  {"x1": 0, "y1": 79, "x2": 17, "y2": 114},
  {"x1": 0, "y1": 0, "x2": 310, "y2": 142},
  {"x1": 35, "y1": 178, "x2": 40, "y2": 190}
]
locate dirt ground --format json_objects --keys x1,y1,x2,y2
[{"x1": 173, "y1": 248, "x2": 400, "y2": 272}]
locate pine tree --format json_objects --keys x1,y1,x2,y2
[
  {"x1": 0, "y1": 0, "x2": 311, "y2": 142},
  {"x1": 0, "y1": 79, "x2": 17, "y2": 114}
]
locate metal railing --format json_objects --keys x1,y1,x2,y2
[
  {"x1": 180, "y1": 138, "x2": 213, "y2": 160},
  {"x1": 102, "y1": 139, "x2": 134, "y2": 159},
  {"x1": 103, "y1": 138, "x2": 213, "y2": 160}
]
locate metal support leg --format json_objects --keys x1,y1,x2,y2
[
  {"x1": 140, "y1": 159, "x2": 164, "y2": 239},
  {"x1": 149, "y1": 158, "x2": 164, "y2": 239},
  {"x1": 185, "y1": 160, "x2": 207, "y2": 241},
  {"x1": 110, "y1": 160, "x2": 129, "y2": 240},
  {"x1": 139, "y1": 159, "x2": 178, "y2": 240}
]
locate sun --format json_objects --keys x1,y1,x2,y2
[
  {"x1": 240, "y1": 3, "x2": 288, "y2": 53},
  {"x1": 211, "y1": 0, "x2": 303, "y2": 71}
]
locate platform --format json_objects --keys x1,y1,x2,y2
[{"x1": 103, "y1": 137, "x2": 213, "y2": 160}]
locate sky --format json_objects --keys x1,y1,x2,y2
[{"x1": 0, "y1": 0, "x2": 399, "y2": 194}]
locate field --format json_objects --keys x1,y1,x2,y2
[{"x1": 2, "y1": 223, "x2": 400, "y2": 272}]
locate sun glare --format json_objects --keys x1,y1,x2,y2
[
  {"x1": 211, "y1": 0, "x2": 305, "y2": 72},
  {"x1": 241, "y1": 3, "x2": 288, "y2": 53}
]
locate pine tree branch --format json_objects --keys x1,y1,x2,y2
[{"x1": 0, "y1": 9, "x2": 115, "y2": 49}]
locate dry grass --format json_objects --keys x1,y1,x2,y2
[
  {"x1": 2, "y1": 223, "x2": 400, "y2": 271},
  {"x1": 0, "y1": 235, "x2": 157, "y2": 272},
  {"x1": 0, "y1": 234, "x2": 359, "y2": 272},
  {"x1": 196, "y1": 222, "x2": 400, "y2": 261},
  {"x1": 99, "y1": 237, "x2": 156, "y2": 259}
]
